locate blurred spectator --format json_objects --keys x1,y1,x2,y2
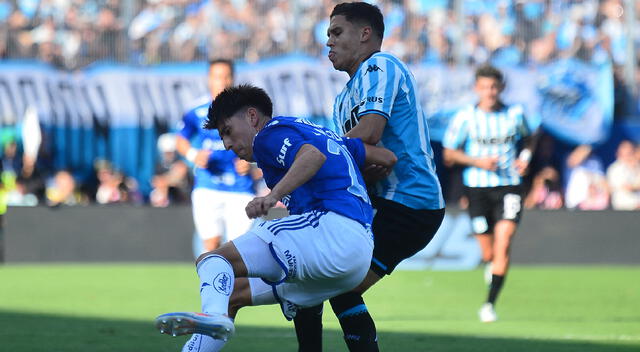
[
  {"x1": 524, "y1": 166, "x2": 564, "y2": 209},
  {"x1": 0, "y1": 0, "x2": 636, "y2": 68},
  {"x1": 150, "y1": 133, "x2": 191, "y2": 207},
  {"x1": 46, "y1": 169, "x2": 87, "y2": 206},
  {"x1": 606, "y1": 140, "x2": 640, "y2": 210},
  {"x1": 564, "y1": 144, "x2": 610, "y2": 210},
  {"x1": 94, "y1": 160, "x2": 126, "y2": 204}
]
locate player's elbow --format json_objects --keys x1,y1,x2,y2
[
  {"x1": 381, "y1": 150, "x2": 398, "y2": 168},
  {"x1": 442, "y1": 148, "x2": 456, "y2": 167}
]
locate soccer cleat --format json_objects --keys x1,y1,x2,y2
[
  {"x1": 484, "y1": 262, "x2": 493, "y2": 285},
  {"x1": 155, "y1": 312, "x2": 235, "y2": 341},
  {"x1": 478, "y1": 303, "x2": 497, "y2": 323}
]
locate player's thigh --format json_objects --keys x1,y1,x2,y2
[
  {"x1": 192, "y1": 188, "x2": 225, "y2": 239},
  {"x1": 232, "y1": 231, "x2": 285, "y2": 283},
  {"x1": 370, "y1": 196, "x2": 445, "y2": 276},
  {"x1": 254, "y1": 211, "x2": 373, "y2": 307}
]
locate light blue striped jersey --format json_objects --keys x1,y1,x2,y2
[
  {"x1": 442, "y1": 104, "x2": 531, "y2": 187},
  {"x1": 333, "y1": 51, "x2": 444, "y2": 210}
]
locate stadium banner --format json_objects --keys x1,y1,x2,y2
[{"x1": 0, "y1": 57, "x2": 612, "y2": 194}]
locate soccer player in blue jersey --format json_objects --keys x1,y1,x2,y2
[
  {"x1": 442, "y1": 65, "x2": 537, "y2": 322},
  {"x1": 155, "y1": 84, "x2": 397, "y2": 351},
  {"x1": 176, "y1": 59, "x2": 256, "y2": 253},
  {"x1": 294, "y1": 3, "x2": 446, "y2": 351}
]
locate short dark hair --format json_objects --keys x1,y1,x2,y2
[
  {"x1": 205, "y1": 84, "x2": 273, "y2": 130},
  {"x1": 331, "y1": 2, "x2": 385, "y2": 40},
  {"x1": 475, "y1": 65, "x2": 504, "y2": 84},
  {"x1": 208, "y1": 58, "x2": 234, "y2": 77}
]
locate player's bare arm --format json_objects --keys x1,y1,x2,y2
[
  {"x1": 344, "y1": 113, "x2": 387, "y2": 145},
  {"x1": 176, "y1": 134, "x2": 211, "y2": 168},
  {"x1": 443, "y1": 147, "x2": 498, "y2": 171},
  {"x1": 515, "y1": 130, "x2": 541, "y2": 176},
  {"x1": 245, "y1": 143, "x2": 326, "y2": 218},
  {"x1": 346, "y1": 114, "x2": 391, "y2": 181},
  {"x1": 363, "y1": 144, "x2": 397, "y2": 169}
]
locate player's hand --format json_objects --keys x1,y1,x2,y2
[
  {"x1": 363, "y1": 164, "x2": 390, "y2": 183},
  {"x1": 234, "y1": 158, "x2": 251, "y2": 176},
  {"x1": 245, "y1": 194, "x2": 279, "y2": 218},
  {"x1": 515, "y1": 159, "x2": 529, "y2": 176},
  {"x1": 194, "y1": 150, "x2": 212, "y2": 168},
  {"x1": 474, "y1": 156, "x2": 499, "y2": 171}
]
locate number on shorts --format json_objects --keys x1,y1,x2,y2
[{"x1": 503, "y1": 193, "x2": 521, "y2": 220}]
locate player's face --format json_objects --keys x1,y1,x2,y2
[
  {"x1": 217, "y1": 111, "x2": 256, "y2": 162},
  {"x1": 474, "y1": 76, "x2": 503, "y2": 108},
  {"x1": 327, "y1": 15, "x2": 364, "y2": 74},
  {"x1": 208, "y1": 63, "x2": 234, "y2": 98}
]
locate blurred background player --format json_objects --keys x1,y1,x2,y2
[
  {"x1": 294, "y1": 3, "x2": 445, "y2": 351},
  {"x1": 442, "y1": 65, "x2": 538, "y2": 323},
  {"x1": 176, "y1": 59, "x2": 257, "y2": 254}
]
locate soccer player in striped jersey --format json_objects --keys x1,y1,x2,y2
[
  {"x1": 294, "y1": 3, "x2": 445, "y2": 351},
  {"x1": 155, "y1": 84, "x2": 397, "y2": 351},
  {"x1": 442, "y1": 65, "x2": 538, "y2": 322}
]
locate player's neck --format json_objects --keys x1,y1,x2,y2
[
  {"x1": 477, "y1": 101, "x2": 504, "y2": 112},
  {"x1": 348, "y1": 49, "x2": 380, "y2": 77},
  {"x1": 255, "y1": 117, "x2": 270, "y2": 132}
]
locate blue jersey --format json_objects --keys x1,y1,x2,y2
[
  {"x1": 442, "y1": 104, "x2": 530, "y2": 187},
  {"x1": 178, "y1": 97, "x2": 254, "y2": 194},
  {"x1": 253, "y1": 116, "x2": 373, "y2": 226},
  {"x1": 333, "y1": 51, "x2": 444, "y2": 210}
]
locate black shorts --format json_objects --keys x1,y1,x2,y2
[
  {"x1": 369, "y1": 196, "x2": 445, "y2": 277},
  {"x1": 465, "y1": 185, "x2": 523, "y2": 235}
]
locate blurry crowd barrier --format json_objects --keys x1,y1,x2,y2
[{"x1": 4, "y1": 206, "x2": 639, "y2": 266}]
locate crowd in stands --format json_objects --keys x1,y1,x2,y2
[
  {"x1": 2, "y1": 126, "x2": 640, "y2": 210},
  {"x1": 0, "y1": 0, "x2": 637, "y2": 68}
]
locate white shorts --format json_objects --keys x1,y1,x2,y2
[
  {"x1": 191, "y1": 188, "x2": 254, "y2": 241},
  {"x1": 233, "y1": 211, "x2": 373, "y2": 315}
]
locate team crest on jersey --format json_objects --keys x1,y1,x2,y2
[
  {"x1": 213, "y1": 272, "x2": 232, "y2": 296},
  {"x1": 277, "y1": 138, "x2": 292, "y2": 166}
]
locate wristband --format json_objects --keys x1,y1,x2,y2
[
  {"x1": 518, "y1": 149, "x2": 532, "y2": 163},
  {"x1": 186, "y1": 148, "x2": 198, "y2": 163}
]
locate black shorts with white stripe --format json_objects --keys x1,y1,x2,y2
[
  {"x1": 369, "y1": 196, "x2": 445, "y2": 277},
  {"x1": 465, "y1": 185, "x2": 524, "y2": 235}
]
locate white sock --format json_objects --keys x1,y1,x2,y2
[
  {"x1": 197, "y1": 254, "x2": 235, "y2": 315},
  {"x1": 181, "y1": 334, "x2": 228, "y2": 352}
]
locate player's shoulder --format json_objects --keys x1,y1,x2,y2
[
  {"x1": 257, "y1": 116, "x2": 298, "y2": 139},
  {"x1": 454, "y1": 105, "x2": 476, "y2": 119},
  {"x1": 503, "y1": 103, "x2": 525, "y2": 119},
  {"x1": 505, "y1": 103, "x2": 524, "y2": 115},
  {"x1": 262, "y1": 116, "x2": 297, "y2": 130},
  {"x1": 359, "y1": 52, "x2": 405, "y2": 76},
  {"x1": 183, "y1": 95, "x2": 211, "y2": 117}
]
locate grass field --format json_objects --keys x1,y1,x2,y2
[{"x1": 0, "y1": 264, "x2": 638, "y2": 352}]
